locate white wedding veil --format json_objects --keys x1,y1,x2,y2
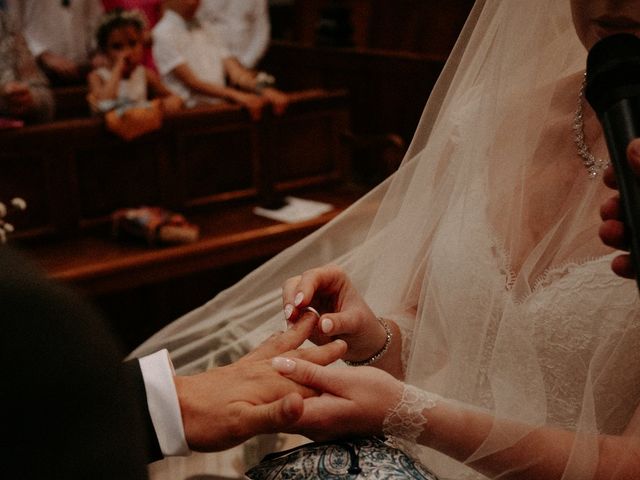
[{"x1": 134, "y1": 1, "x2": 640, "y2": 478}]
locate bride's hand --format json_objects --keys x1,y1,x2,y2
[
  {"x1": 282, "y1": 264, "x2": 388, "y2": 364},
  {"x1": 272, "y1": 356, "x2": 404, "y2": 440},
  {"x1": 175, "y1": 312, "x2": 348, "y2": 452}
]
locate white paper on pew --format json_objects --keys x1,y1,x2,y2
[{"x1": 253, "y1": 196, "x2": 334, "y2": 223}]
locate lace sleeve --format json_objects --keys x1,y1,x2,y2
[{"x1": 383, "y1": 384, "x2": 441, "y2": 455}]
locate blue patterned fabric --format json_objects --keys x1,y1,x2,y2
[{"x1": 245, "y1": 437, "x2": 439, "y2": 480}]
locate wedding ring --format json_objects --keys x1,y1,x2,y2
[
  {"x1": 284, "y1": 305, "x2": 320, "y2": 330},
  {"x1": 303, "y1": 306, "x2": 320, "y2": 318}
]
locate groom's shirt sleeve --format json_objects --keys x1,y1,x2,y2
[{"x1": 127, "y1": 349, "x2": 191, "y2": 460}]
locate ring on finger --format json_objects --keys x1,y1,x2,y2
[{"x1": 303, "y1": 306, "x2": 320, "y2": 318}]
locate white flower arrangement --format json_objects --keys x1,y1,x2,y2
[{"x1": 0, "y1": 197, "x2": 27, "y2": 244}]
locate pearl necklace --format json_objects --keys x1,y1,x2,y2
[{"x1": 573, "y1": 73, "x2": 610, "y2": 178}]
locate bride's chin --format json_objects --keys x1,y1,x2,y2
[{"x1": 592, "y1": 23, "x2": 640, "y2": 43}]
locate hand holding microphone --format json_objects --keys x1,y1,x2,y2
[
  {"x1": 586, "y1": 33, "x2": 640, "y2": 289},
  {"x1": 600, "y1": 139, "x2": 640, "y2": 279}
]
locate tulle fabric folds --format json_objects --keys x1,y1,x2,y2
[{"x1": 135, "y1": 1, "x2": 640, "y2": 478}]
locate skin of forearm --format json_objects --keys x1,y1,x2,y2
[
  {"x1": 224, "y1": 57, "x2": 257, "y2": 91},
  {"x1": 146, "y1": 71, "x2": 173, "y2": 99},
  {"x1": 181, "y1": 74, "x2": 240, "y2": 102},
  {"x1": 171, "y1": 64, "x2": 236, "y2": 101},
  {"x1": 416, "y1": 401, "x2": 640, "y2": 480},
  {"x1": 595, "y1": 435, "x2": 640, "y2": 480}
]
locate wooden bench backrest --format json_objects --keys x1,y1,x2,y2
[{"x1": 0, "y1": 89, "x2": 350, "y2": 239}]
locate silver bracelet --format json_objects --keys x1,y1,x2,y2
[{"x1": 344, "y1": 317, "x2": 392, "y2": 366}]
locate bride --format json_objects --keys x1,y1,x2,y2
[{"x1": 134, "y1": 0, "x2": 640, "y2": 478}]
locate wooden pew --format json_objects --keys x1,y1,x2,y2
[
  {"x1": 261, "y1": 42, "x2": 444, "y2": 186},
  {"x1": 271, "y1": 0, "x2": 474, "y2": 58},
  {"x1": 2, "y1": 89, "x2": 360, "y2": 349},
  {"x1": 21, "y1": 188, "x2": 359, "y2": 296},
  {"x1": 1, "y1": 89, "x2": 350, "y2": 241},
  {"x1": 52, "y1": 85, "x2": 91, "y2": 120},
  {"x1": 262, "y1": 41, "x2": 446, "y2": 144}
]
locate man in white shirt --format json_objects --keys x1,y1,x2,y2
[
  {"x1": 153, "y1": 0, "x2": 288, "y2": 119},
  {"x1": 7, "y1": 0, "x2": 103, "y2": 84},
  {"x1": 197, "y1": 0, "x2": 270, "y2": 69}
]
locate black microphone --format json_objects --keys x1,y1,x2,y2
[{"x1": 585, "y1": 33, "x2": 640, "y2": 291}]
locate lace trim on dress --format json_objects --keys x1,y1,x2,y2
[
  {"x1": 490, "y1": 235, "x2": 517, "y2": 291},
  {"x1": 531, "y1": 256, "x2": 617, "y2": 291},
  {"x1": 383, "y1": 385, "x2": 441, "y2": 455},
  {"x1": 488, "y1": 229, "x2": 613, "y2": 302}
]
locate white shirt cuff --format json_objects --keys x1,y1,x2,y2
[{"x1": 139, "y1": 349, "x2": 190, "y2": 457}]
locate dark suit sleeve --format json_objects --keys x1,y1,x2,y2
[
  {"x1": 1, "y1": 248, "x2": 151, "y2": 478},
  {"x1": 122, "y1": 359, "x2": 164, "y2": 462}
]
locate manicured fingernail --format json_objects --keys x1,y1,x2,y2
[
  {"x1": 284, "y1": 304, "x2": 294, "y2": 320},
  {"x1": 294, "y1": 292, "x2": 304, "y2": 306},
  {"x1": 272, "y1": 357, "x2": 296, "y2": 373},
  {"x1": 321, "y1": 317, "x2": 333, "y2": 334}
]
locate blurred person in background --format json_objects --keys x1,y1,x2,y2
[
  {"x1": 197, "y1": 0, "x2": 270, "y2": 69},
  {"x1": 8, "y1": 0, "x2": 104, "y2": 85},
  {"x1": 0, "y1": 4, "x2": 54, "y2": 124},
  {"x1": 87, "y1": 8, "x2": 181, "y2": 114},
  {"x1": 153, "y1": 0, "x2": 287, "y2": 119}
]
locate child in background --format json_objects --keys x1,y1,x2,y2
[
  {"x1": 101, "y1": 0, "x2": 162, "y2": 70},
  {"x1": 88, "y1": 9, "x2": 181, "y2": 114}
]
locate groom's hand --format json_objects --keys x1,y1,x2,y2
[{"x1": 174, "y1": 312, "x2": 347, "y2": 452}]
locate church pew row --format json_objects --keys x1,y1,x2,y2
[
  {"x1": 52, "y1": 85, "x2": 91, "y2": 120},
  {"x1": 1, "y1": 89, "x2": 350, "y2": 241},
  {"x1": 19, "y1": 187, "x2": 362, "y2": 296},
  {"x1": 2, "y1": 89, "x2": 358, "y2": 297}
]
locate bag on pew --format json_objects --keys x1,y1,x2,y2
[{"x1": 111, "y1": 206, "x2": 199, "y2": 246}]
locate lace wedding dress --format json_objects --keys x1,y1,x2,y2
[{"x1": 402, "y1": 175, "x2": 640, "y2": 479}]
